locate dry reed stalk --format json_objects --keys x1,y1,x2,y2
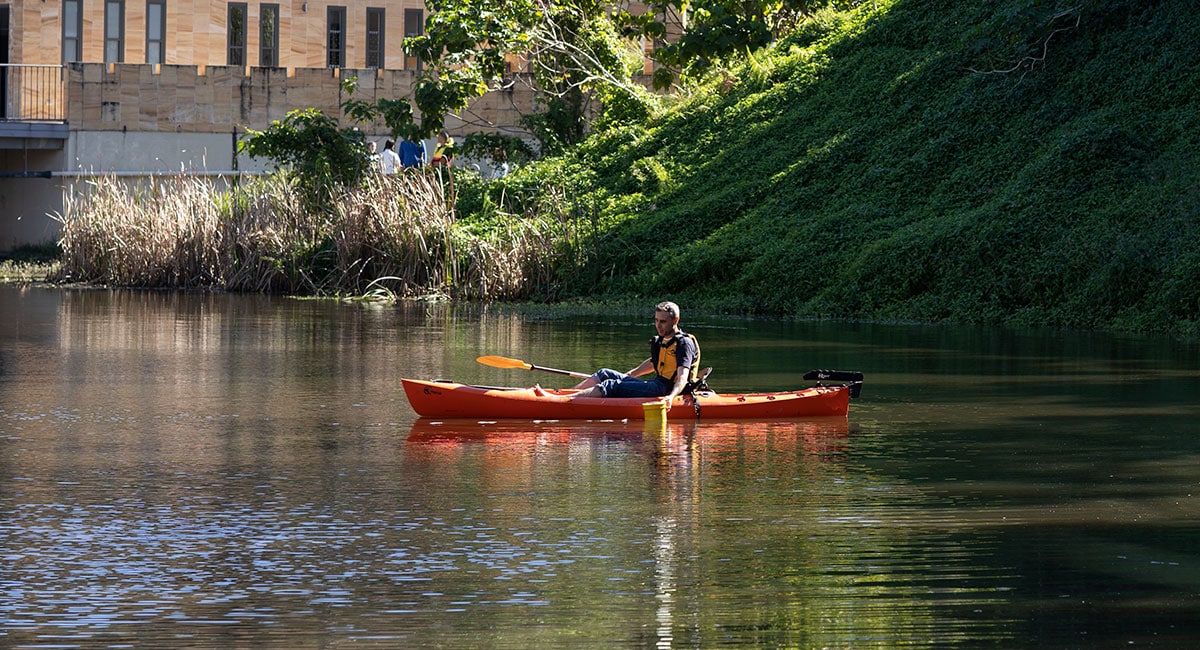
[
  {"x1": 57, "y1": 170, "x2": 565, "y2": 299},
  {"x1": 59, "y1": 176, "x2": 228, "y2": 287},
  {"x1": 336, "y1": 170, "x2": 459, "y2": 297}
]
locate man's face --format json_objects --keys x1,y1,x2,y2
[{"x1": 654, "y1": 310, "x2": 677, "y2": 337}]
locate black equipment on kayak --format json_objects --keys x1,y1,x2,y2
[{"x1": 803, "y1": 369, "x2": 865, "y2": 399}]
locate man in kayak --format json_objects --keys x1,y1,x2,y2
[{"x1": 571, "y1": 301, "x2": 700, "y2": 402}]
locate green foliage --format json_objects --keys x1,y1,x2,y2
[
  {"x1": 405, "y1": 0, "x2": 542, "y2": 133},
  {"x1": 403, "y1": 0, "x2": 657, "y2": 149},
  {"x1": 239, "y1": 108, "x2": 372, "y2": 212},
  {"x1": 451, "y1": 167, "x2": 493, "y2": 222},
  {"x1": 2, "y1": 242, "x2": 60, "y2": 262},
  {"x1": 594, "y1": 83, "x2": 659, "y2": 131},
  {"x1": 625, "y1": 0, "x2": 849, "y2": 88},
  {"x1": 344, "y1": 97, "x2": 420, "y2": 141},
  {"x1": 520, "y1": 93, "x2": 588, "y2": 157},
  {"x1": 452, "y1": 0, "x2": 1200, "y2": 335},
  {"x1": 0, "y1": 243, "x2": 60, "y2": 282},
  {"x1": 459, "y1": 132, "x2": 537, "y2": 166}
]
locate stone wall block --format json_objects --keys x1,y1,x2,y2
[{"x1": 66, "y1": 63, "x2": 537, "y2": 139}]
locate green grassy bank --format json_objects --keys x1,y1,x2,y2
[
  {"x1": 480, "y1": 0, "x2": 1200, "y2": 335},
  {"x1": 51, "y1": 0, "x2": 1200, "y2": 335}
]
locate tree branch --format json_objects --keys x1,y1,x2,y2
[{"x1": 966, "y1": 9, "x2": 1080, "y2": 78}]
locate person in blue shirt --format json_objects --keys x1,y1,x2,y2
[{"x1": 399, "y1": 137, "x2": 426, "y2": 168}]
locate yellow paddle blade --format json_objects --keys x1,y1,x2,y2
[{"x1": 476, "y1": 355, "x2": 533, "y2": 371}]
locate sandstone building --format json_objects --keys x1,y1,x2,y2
[{"x1": 0, "y1": 0, "x2": 549, "y2": 251}]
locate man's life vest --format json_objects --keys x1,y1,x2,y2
[{"x1": 650, "y1": 331, "x2": 700, "y2": 384}]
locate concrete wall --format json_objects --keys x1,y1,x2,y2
[
  {"x1": 67, "y1": 131, "x2": 240, "y2": 173},
  {"x1": 0, "y1": 146, "x2": 63, "y2": 251},
  {"x1": 0, "y1": 178, "x2": 63, "y2": 251},
  {"x1": 65, "y1": 63, "x2": 536, "y2": 139}
]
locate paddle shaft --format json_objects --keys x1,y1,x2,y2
[
  {"x1": 476, "y1": 355, "x2": 591, "y2": 379},
  {"x1": 526, "y1": 363, "x2": 592, "y2": 379}
]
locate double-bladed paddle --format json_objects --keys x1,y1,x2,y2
[{"x1": 476, "y1": 355, "x2": 592, "y2": 379}]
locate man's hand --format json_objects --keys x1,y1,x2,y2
[{"x1": 663, "y1": 367, "x2": 691, "y2": 404}]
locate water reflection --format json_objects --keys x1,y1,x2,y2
[
  {"x1": 3, "y1": 286, "x2": 1200, "y2": 647},
  {"x1": 402, "y1": 417, "x2": 1017, "y2": 647}
]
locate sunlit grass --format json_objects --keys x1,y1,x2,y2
[
  {"x1": 0, "y1": 243, "x2": 61, "y2": 282},
  {"x1": 0, "y1": 258, "x2": 59, "y2": 282}
]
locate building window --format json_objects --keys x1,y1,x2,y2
[
  {"x1": 228, "y1": 3, "x2": 247, "y2": 66},
  {"x1": 104, "y1": 0, "x2": 125, "y2": 63},
  {"x1": 366, "y1": 8, "x2": 385, "y2": 69},
  {"x1": 404, "y1": 8, "x2": 423, "y2": 70},
  {"x1": 260, "y1": 4, "x2": 280, "y2": 67},
  {"x1": 63, "y1": 0, "x2": 83, "y2": 63},
  {"x1": 146, "y1": 0, "x2": 165, "y2": 64},
  {"x1": 327, "y1": 6, "x2": 347, "y2": 68}
]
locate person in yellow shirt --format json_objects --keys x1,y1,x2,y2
[{"x1": 430, "y1": 130, "x2": 455, "y2": 167}]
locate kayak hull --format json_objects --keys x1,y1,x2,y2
[{"x1": 401, "y1": 378, "x2": 851, "y2": 420}]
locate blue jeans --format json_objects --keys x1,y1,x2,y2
[{"x1": 591, "y1": 368, "x2": 670, "y2": 398}]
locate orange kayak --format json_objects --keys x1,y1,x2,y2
[{"x1": 401, "y1": 378, "x2": 854, "y2": 420}]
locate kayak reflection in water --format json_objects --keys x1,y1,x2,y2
[{"x1": 571, "y1": 301, "x2": 701, "y2": 403}]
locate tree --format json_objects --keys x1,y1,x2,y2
[
  {"x1": 404, "y1": 0, "x2": 542, "y2": 136},
  {"x1": 342, "y1": 0, "x2": 845, "y2": 153},
  {"x1": 620, "y1": 0, "x2": 840, "y2": 88},
  {"x1": 401, "y1": 0, "x2": 649, "y2": 148},
  {"x1": 239, "y1": 106, "x2": 372, "y2": 211}
]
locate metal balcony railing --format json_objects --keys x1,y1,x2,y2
[{"x1": 0, "y1": 64, "x2": 66, "y2": 122}]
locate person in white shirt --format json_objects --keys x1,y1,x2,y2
[
  {"x1": 380, "y1": 138, "x2": 401, "y2": 175},
  {"x1": 365, "y1": 141, "x2": 381, "y2": 172}
]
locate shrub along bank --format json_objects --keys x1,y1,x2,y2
[{"x1": 474, "y1": 0, "x2": 1200, "y2": 335}]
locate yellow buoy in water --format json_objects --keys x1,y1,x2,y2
[{"x1": 642, "y1": 400, "x2": 668, "y2": 430}]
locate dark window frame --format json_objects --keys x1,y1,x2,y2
[
  {"x1": 327, "y1": 6, "x2": 347, "y2": 68},
  {"x1": 104, "y1": 0, "x2": 125, "y2": 63},
  {"x1": 403, "y1": 8, "x2": 423, "y2": 71},
  {"x1": 63, "y1": 0, "x2": 83, "y2": 63},
  {"x1": 260, "y1": 3, "x2": 280, "y2": 67},
  {"x1": 145, "y1": 0, "x2": 166, "y2": 64},
  {"x1": 227, "y1": 2, "x2": 247, "y2": 66},
  {"x1": 365, "y1": 7, "x2": 385, "y2": 69}
]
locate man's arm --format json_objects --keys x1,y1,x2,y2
[
  {"x1": 662, "y1": 368, "x2": 691, "y2": 403},
  {"x1": 628, "y1": 358, "x2": 654, "y2": 377}
]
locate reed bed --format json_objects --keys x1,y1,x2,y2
[{"x1": 56, "y1": 170, "x2": 564, "y2": 300}]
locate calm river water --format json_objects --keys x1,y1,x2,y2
[{"x1": 1, "y1": 285, "x2": 1198, "y2": 648}]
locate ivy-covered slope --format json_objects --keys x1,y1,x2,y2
[{"x1": 512, "y1": 0, "x2": 1200, "y2": 334}]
